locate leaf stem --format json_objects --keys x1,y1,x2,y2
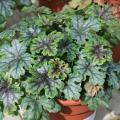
[{"x1": 18, "y1": 111, "x2": 23, "y2": 120}]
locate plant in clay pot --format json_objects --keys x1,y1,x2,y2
[{"x1": 0, "y1": 1, "x2": 120, "y2": 120}]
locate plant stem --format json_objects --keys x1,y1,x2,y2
[{"x1": 18, "y1": 111, "x2": 23, "y2": 120}]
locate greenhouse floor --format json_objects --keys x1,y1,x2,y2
[{"x1": 4, "y1": 91, "x2": 120, "y2": 120}]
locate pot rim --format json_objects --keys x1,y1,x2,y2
[{"x1": 57, "y1": 99, "x2": 82, "y2": 106}]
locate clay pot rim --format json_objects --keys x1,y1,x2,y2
[{"x1": 57, "y1": 99, "x2": 82, "y2": 106}]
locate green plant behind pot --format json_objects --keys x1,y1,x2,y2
[
  {"x1": 0, "y1": 3, "x2": 120, "y2": 120},
  {"x1": 0, "y1": 0, "x2": 32, "y2": 30}
]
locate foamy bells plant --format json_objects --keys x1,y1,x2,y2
[{"x1": 0, "y1": 3, "x2": 120, "y2": 120}]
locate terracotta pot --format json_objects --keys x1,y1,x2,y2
[
  {"x1": 49, "y1": 99, "x2": 95, "y2": 120},
  {"x1": 112, "y1": 41, "x2": 120, "y2": 62},
  {"x1": 93, "y1": 0, "x2": 120, "y2": 6},
  {"x1": 38, "y1": 0, "x2": 65, "y2": 12}
]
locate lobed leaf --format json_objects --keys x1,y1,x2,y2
[
  {"x1": 48, "y1": 58, "x2": 71, "y2": 80},
  {"x1": 82, "y1": 90, "x2": 109, "y2": 110},
  {"x1": 63, "y1": 73, "x2": 82, "y2": 100},
  {"x1": 0, "y1": 111, "x2": 3, "y2": 120},
  {"x1": 63, "y1": 81, "x2": 81, "y2": 100},
  {"x1": 58, "y1": 34, "x2": 79, "y2": 62},
  {"x1": 31, "y1": 31, "x2": 63, "y2": 56},
  {"x1": 0, "y1": 0, "x2": 15, "y2": 19},
  {"x1": 27, "y1": 64, "x2": 64, "y2": 98},
  {"x1": 74, "y1": 57, "x2": 106, "y2": 85},
  {"x1": 86, "y1": 4, "x2": 115, "y2": 20},
  {"x1": 0, "y1": 40, "x2": 32, "y2": 79},
  {"x1": 84, "y1": 37, "x2": 112, "y2": 65},
  {"x1": 71, "y1": 15, "x2": 100, "y2": 45},
  {"x1": 107, "y1": 62, "x2": 120, "y2": 89},
  {"x1": 0, "y1": 74, "x2": 22, "y2": 109},
  {"x1": 19, "y1": 0, "x2": 32, "y2": 5},
  {"x1": 21, "y1": 96, "x2": 60, "y2": 120}
]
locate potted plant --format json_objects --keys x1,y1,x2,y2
[{"x1": 0, "y1": 2, "x2": 120, "y2": 120}]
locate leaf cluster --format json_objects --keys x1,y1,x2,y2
[
  {"x1": 0, "y1": 0, "x2": 32, "y2": 30},
  {"x1": 0, "y1": 3, "x2": 120, "y2": 120}
]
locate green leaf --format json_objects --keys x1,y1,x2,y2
[
  {"x1": 96, "y1": 90, "x2": 109, "y2": 108},
  {"x1": 0, "y1": 0, "x2": 15, "y2": 19},
  {"x1": 19, "y1": 0, "x2": 32, "y2": 5},
  {"x1": 0, "y1": 111, "x2": 3, "y2": 120},
  {"x1": 107, "y1": 62, "x2": 120, "y2": 89},
  {"x1": 95, "y1": 5, "x2": 114, "y2": 20},
  {"x1": 82, "y1": 91, "x2": 109, "y2": 110},
  {"x1": 63, "y1": 74, "x2": 82, "y2": 100},
  {"x1": 68, "y1": 73, "x2": 83, "y2": 83},
  {"x1": 0, "y1": 40, "x2": 32, "y2": 79},
  {"x1": 49, "y1": 103, "x2": 61, "y2": 113},
  {"x1": 57, "y1": 5, "x2": 75, "y2": 16},
  {"x1": 84, "y1": 37, "x2": 112, "y2": 65},
  {"x1": 0, "y1": 15, "x2": 5, "y2": 24},
  {"x1": 55, "y1": 5, "x2": 75, "y2": 25},
  {"x1": 74, "y1": 57, "x2": 106, "y2": 85},
  {"x1": 0, "y1": 15, "x2": 6, "y2": 29},
  {"x1": 40, "y1": 111, "x2": 50, "y2": 120},
  {"x1": 48, "y1": 58, "x2": 71, "y2": 80},
  {"x1": 0, "y1": 21, "x2": 6, "y2": 30},
  {"x1": 22, "y1": 5, "x2": 52, "y2": 15},
  {"x1": 0, "y1": 25, "x2": 17, "y2": 40},
  {"x1": 21, "y1": 96, "x2": 60, "y2": 120},
  {"x1": 58, "y1": 34, "x2": 79, "y2": 62},
  {"x1": 108, "y1": 72, "x2": 119, "y2": 89},
  {"x1": 86, "y1": 4, "x2": 114, "y2": 20},
  {"x1": 31, "y1": 31, "x2": 63, "y2": 56},
  {"x1": 0, "y1": 106, "x2": 3, "y2": 120},
  {"x1": 40, "y1": 97, "x2": 61, "y2": 113},
  {"x1": 107, "y1": 62, "x2": 120, "y2": 73},
  {"x1": 107, "y1": 20, "x2": 120, "y2": 45},
  {"x1": 35, "y1": 15, "x2": 54, "y2": 27},
  {"x1": 0, "y1": 74, "x2": 22, "y2": 110},
  {"x1": 63, "y1": 82, "x2": 81, "y2": 100},
  {"x1": 71, "y1": 15, "x2": 100, "y2": 45},
  {"x1": 21, "y1": 97, "x2": 43, "y2": 120},
  {"x1": 27, "y1": 64, "x2": 64, "y2": 98},
  {"x1": 20, "y1": 24, "x2": 41, "y2": 42}
]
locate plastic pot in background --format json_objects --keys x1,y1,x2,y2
[
  {"x1": 49, "y1": 99, "x2": 95, "y2": 120},
  {"x1": 112, "y1": 42, "x2": 120, "y2": 62},
  {"x1": 38, "y1": 0, "x2": 66, "y2": 12}
]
